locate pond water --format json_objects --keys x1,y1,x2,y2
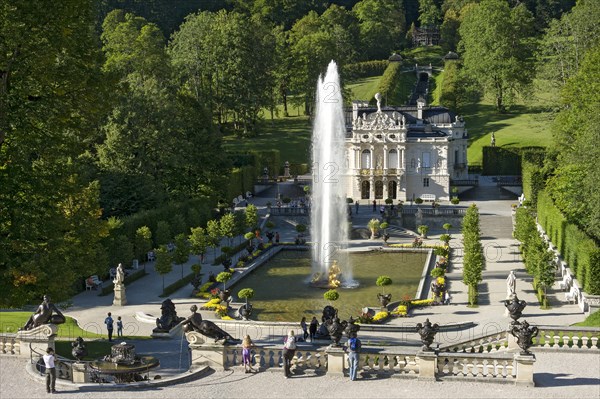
[{"x1": 230, "y1": 250, "x2": 428, "y2": 322}]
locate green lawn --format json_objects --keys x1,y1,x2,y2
[
  {"x1": 1, "y1": 312, "x2": 105, "y2": 339},
  {"x1": 573, "y1": 310, "x2": 600, "y2": 327},
  {"x1": 463, "y1": 101, "x2": 553, "y2": 165},
  {"x1": 223, "y1": 117, "x2": 312, "y2": 165},
  {"x1": 55, "y1": 340, "x2": 114, "y2": 360},
  {"x1": 402, "y1": 46, "x2": 446, "y2": 67},
  {"x1": 348, "y1": 75, "x2": 381, "y2": 102}
]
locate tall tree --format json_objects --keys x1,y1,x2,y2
[
  {"x1": 419, "y1": 0, "x2": 442, "y2": 26},
  {"x1": 0, "y1": 0, "x2": 108, "y2": 306},
  {"x1": 353, "y1": 0, "x2": 406, "y2": 60},
  {"x1": 458, "y1": 0, "x2": 535, "y2": 112}
]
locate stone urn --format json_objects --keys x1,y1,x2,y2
[
  {"x1": 377, "y1": 293, "x2": 392, "y2": 308},
  {"x1": 325, "y1": 317, "x2": 347, "y2": 347},
  {"x1": 510, "y1": 320, "x2": 538, "y2": 355},
  {"x1": 415, "y1": 319, "x2": 439, "y2": 351},
  {"x1": 504, "y1": 295, "x2": 527, "y2": 322},
  {"x1": 238, "y1": 303, "x2": 252, "y2": 321},
  {"x1": 219, "y1": 289, "x2": 231, "y2": 303}
]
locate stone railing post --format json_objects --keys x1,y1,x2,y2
[
  {"x1": 186, "y1": 332, "x2": 228, "y2": 370},
  {"x1": 325, "y1": 347, "x2": 345, "y2": 377},
  {"x1": 514, "y1": 353, "x2": 536, "y2": 387},
  {"x1": 71, "y1": 362, "x2": 89, "y2": 383},
  {"x1": 16, "y1": 324, "x2": 58, "y2": 359},
  {"x1": 416, "y1": 350, "x2": 437, "y2": 380}
]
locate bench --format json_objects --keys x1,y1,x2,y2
[
  {"x1": 85, "y1": 275, "x2": 102, "y2": 290},
  {"x1": 420, "y1": 194, "x2": 436, "y2": 202}
]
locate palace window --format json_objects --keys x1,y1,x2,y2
[
  {"x1": 423, "y1": 178, "x2": 430, "y2": 187},
  {"x1": 388, "y1": 149, "x2": 398, "y2": 169},
  {"x1": 422, "y1": 152, "x2": 431, "y2": 168},
  {"x1": 361, "y1": 150, "x2": 371, "y2": 169}
]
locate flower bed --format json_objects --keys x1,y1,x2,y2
[{"x1": 372, "y1": 311, "x2": 390, "y2": 323}]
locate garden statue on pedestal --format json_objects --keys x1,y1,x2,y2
[
  {"x1": 506, "y1": 271, "x2": 517, "y2": 298},
  {"x1": 71, "y1": 337, "x2": 88, "y2": 361},
  {"x1": 153, "y1": 299, "x2": 184, "y2": 333},
  {"x1": 324, "y1": 315, "x2": 348, "y2": 347},
  {"x1": 183, "y1": 305, "x2": 237, "y2": 343},
  {"x1": 113, "y1": 263, "x2": 127, "y2": 306},
  {"x1": 21, "y1": 295, "x2": 66, "y2": 330},
  {"x1": 415, "y1": 319, "x2": 439, "y2": 351},
  {"x1": 344, "y1": 316, "x2": 361, "y2": 338}
]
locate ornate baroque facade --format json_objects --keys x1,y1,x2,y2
[{"x1": 344, "y1": 97, "x2": 468, "y2": 202}]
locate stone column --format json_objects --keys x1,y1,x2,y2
[
  {"x1": 113, "y1": 283, "x2": 127, "y2": 306},
  {"x1": 383, "y1": 145, "x2": 388, "y2": 170},
  {"x1": 416, "y1": 350, "x2": 437, "y2": 380},
  {"x1": 325, "y1": 347, "x2": 346, "y2": 377},
  {"x1": 514, "y1": 353, "x2": 536, "y2": 387}
]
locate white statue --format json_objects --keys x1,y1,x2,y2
[
  {"x1": 114, "y1": 263, "x2": 125, "y2": 285},
  {"x1": 375, "y1": 92, "x2": 382, "y2": 113},
  {"x1": 506, "y1": 271, "x2": 516, "y2": 297}
]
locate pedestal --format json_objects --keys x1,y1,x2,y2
[
  {"x1": 16, "y1": 324, "x2": 58, "y2": 358},
  {"x1": 113, "y1": 283, "x2": 127, "y2": 306},
  {"x1": 514, "y1": 353, "x2": 536, "y2": 387},
  {"x1": 325, "y1": 347, "x2": 346, "y2": 377},
  {"x1": 190, "y1": 343, "x2": 228, "y2": 370},
  {"x1": 416, "y1": 350, "x2": 437, "y2": 380},
  {"x1": 72, "y1": 362, "x2": 89, "y2": 383}
]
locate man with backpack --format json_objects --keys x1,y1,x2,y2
[
  {"x1": 346, "y1": 332, "x2": 361, "y2": 381},
  {"x1": 104, "y1": 312, "x2": 114, "y2": 342},
  {"x1": 282, "y1": 330, "x2": 297, "y2": 378}
]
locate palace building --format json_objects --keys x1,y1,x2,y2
[{"x1": 343, "y1": 96, "x2": 469, "y2": 202}]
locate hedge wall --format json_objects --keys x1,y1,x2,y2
[
  {"x1": 482, "y1": 146, "x2": 521, "y2": 175},
  {"x1": 537, "y1": 190, "x2": 599, "y2": 294},
  {"x1": 521, "y1": 148, "x2": 546, "y2": 207},
  {"x1": 343, "y1": 60, "x2": 389, "y2": 79}
]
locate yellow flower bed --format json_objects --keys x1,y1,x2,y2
[
  {"x1": 373, "y1": 311, "x2": 390, "y2": 322},
  {"x1": 410, "y1": 299, "x2": 434, "y2": 306},
  {"x1": 221, "y1": 315, "x2": 234, "y2": 320},
  {"x1": 391, "y1": 305, "x2": 408, "y2": 317},
  {"x1": 202, "y1": 298, "x2": 223, "y2": 310},
  {"x1": 437, "y1": 277, "x2": 445, "y2": 285}
]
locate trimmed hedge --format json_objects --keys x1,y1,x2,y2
[
  {"x1": 537, "y1": 190, "x2": 599, "y2": 294},
  {"x1": 160, "y1": 272, "x2": 196, "y2": 298},
  {"x1": 521, "y1": 148, "x2": 546, "y2": 207},
  {"x1": 482, "y1": 146, "x2": 545, "y2": 177},
  {"x1": 100, "y1": 268, "x2": 148, "y2": 296},
  {"x1": 343, "y1": 60, "x2": 389, "y2": 79}
]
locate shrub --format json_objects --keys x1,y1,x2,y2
[
  {"x1": 324, "y1": 289, "x2": 339, "y2": 302},
  {"x1": 415, "y1": 198, "x2": 423, "y2": 204},
  {"x1": 451, "y1": 198, "x2": 460, "y2": 205},
  {"x1": 296, "y1": 224, "x2": 307, "y2": 233},
  {"x1": 160, "y1": 272, "x2": 196, "y2": 298},
  {"x1": 346, "y1": 198, "x2": 354, "y2": 203},
  {"x1": 376, "y1": 276, "x2": 392, "y2": 294},
  {"x1": 237, "y1": 288, "x2": 255, "y2": 301},
  {"x1": 216, "y1": 272, "x2": 233, "y2": 290},
  {"x1": 430, "y1": 267, "x2": 445, "y2": 278},
  {"x1": 417, "y1": 225, "x2": 429, "y2": 237}
]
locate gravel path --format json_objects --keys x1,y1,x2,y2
[{"x1": 1, "y1": 351, "x2": 599, "y2": 399}]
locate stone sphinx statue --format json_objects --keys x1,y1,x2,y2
[
  {"x1": 153, "y1": 299, "x2": 184, "y2": 333},
  {"x1": 21, "y1": 295, "x2": 66, "y2": 330}
]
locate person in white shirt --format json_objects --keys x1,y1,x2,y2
[{"x1": 42, "y1": 347, "x2": 56, "y2": 393}]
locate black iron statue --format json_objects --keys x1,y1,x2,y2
[
  {"x1": 154, "y1": 299, "x2": 184, "y2": 332},
  {"x1": 183, "y1": 305, "x2": 237, "y2": 343},
  {"x1": 344, "y1": 316, "x2": 361, "y2": 338},
  {"x1": 504, "y1": 295, "x2": 527, "y2": 322},
  {"x1": 21, "y1": 295, "x2": 66, "y2": 330},
  {"x1": 430, "y1": 280, "x2": 446, "y2": 303},
  {"x1": 324, "y1": 315, "x2": 348, "y2": 347},
  {"x1": 71, "y1": 336, "x2": 88, "y2": 361},
  {"x1": 238, "y1": 303, "x2": 252, "y2": 321},
  {"x1": 415, "y1": 319, "x2": 439, "y2": 351},
  {"x1": 510, "y1": 320, "x2": 539, "y2": 355}
]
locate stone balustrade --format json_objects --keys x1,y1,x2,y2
[
  {"x1": 441, "y1": 330, "x2": 510, "y2": 354},
  {"x1": 533, "y1": 326, "x2": 599, "y2": 350},
  {"x1": 0, "y1": 334, "x2": 20, "y2": 355},
  {"x1": 436, "y1": 352, "x2": 516, "y2": 381}
]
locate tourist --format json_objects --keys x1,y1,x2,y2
[
  {"x1": 309, "y1": 316, "x2": 319, "y2": 342},
  {"x1": 282, "y1": 330, "x2": 297, "y2": 378},
  {"x1": 355, "y1": 200, "x2": 359, "y2": 214},
  {"x1": 346, "y1": 333, "x2": 362, "y2": 381},
  {"x1": 43, "y1": 347, "x2": 57, "y2": 393},
  {"x1": 117, "y1": 316, "x2": 123, "y2": 337},
  {"x1": 104, "y1": 312, "x2": 114, "y2": 342},
  {"x1": 444, "y1": 291, "x2": 452, "y2": 305},
  {"x1": 275, "y1": 232, "x2": 280, "y2": 244},
  {"x1": 372, "y1": 200, "x2": 376, "y2": 212},
  {"x1": 300, "y1": 317, "x2": 308, "y2": 341},
  {"x1": 380, "y1": 205, "x2": 385, "y2": 216},
  {"x1": 242, "y1": 335, "x2": 255, "y2": 373}
]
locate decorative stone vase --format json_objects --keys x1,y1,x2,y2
[
  {"x1": 377, "y1": 293, "x2": 392, "y2": 308},
  {"x1": 219, "y1": 289, "x2": 231, "y2": 303},
  {"x1": 510, "y1": 320, "x2": 538, "y2": 355},
  {"x1": 504, "y1": 295, "x2": 527, "y2": 322},
  {"x1": 325, "y1": 317, "x2": 347, "y2": 347},
  {"x1": 238, "y1": 303, "x2": 252, "y2": 320},
  {"x1": 71, "y1": 337, "x2": 88, "y2": 361},
  {"x1": 415, "y1": 319, "x2": 439, "y2": 351}
]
